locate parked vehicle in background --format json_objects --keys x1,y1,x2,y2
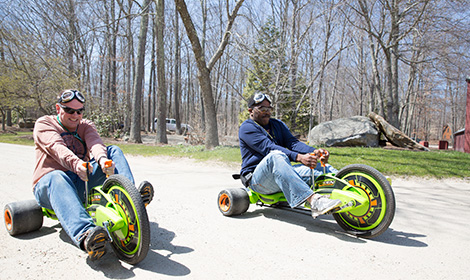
[
  {"x1": 154, "y1": 118, "x2": 192, "y2": 133},
  {"x1": 165, "y1": 118, "x2": 177, "y2": 131}
]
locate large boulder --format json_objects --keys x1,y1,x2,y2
[{"x1": 308, "y1": 116, "x2": 379, "y2": 147}]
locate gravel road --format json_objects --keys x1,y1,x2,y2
[{"x1": 1, "y1": 142, "x2": 469, "y2": 280}]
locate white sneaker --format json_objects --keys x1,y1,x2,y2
[{"x1": 310, "y1": 196, "x2": 342, "y2": 219}]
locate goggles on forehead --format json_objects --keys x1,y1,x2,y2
[
  {"x1": 58, "y1": 90, "x2": 85, "y2": 103},
  {"x1": 253, "y1": 93, "x2": 272, "y2": 104}
]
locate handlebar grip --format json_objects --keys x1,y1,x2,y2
[
  {"x1": 82, "y1": 162, "x2": 91, "y2": 180},
  {"x1": 310, "y1": 151, "x2": 326, "y2": 168},
  {"x1": 104, "y1": 160, "x2": 113, "y2": 168}
]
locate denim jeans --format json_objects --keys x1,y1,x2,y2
[
  {"x1": 33, "y1": 145, "x2": 134, "y2": 247},
  {"x1": 249, "y1": 150, "x2": 338, "y2": 208}
]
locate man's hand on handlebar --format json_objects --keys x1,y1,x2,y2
[
  {"x1": 297, "y1": 148, "x2": 330, "y2": 168},
  {"x1": 313, "y1": 148, "x2": 330, "y2": 164},
  {"x1": 78, "y1": 162, "x2": 92, "y2": 181},
  {"x1": 78, "y1": 158, "x2": 115, "y2": 181},
  {"x1": 99, "y1": 158, "x2": 115, "y2": 177},
  {"x1": 297, "y1": 153, "x2": 318, "y2": 168}
]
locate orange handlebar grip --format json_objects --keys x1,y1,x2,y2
[
  {"x1": 320, "y1": 150, "x2": 327, "y2": 167},
  {"x1": 82, "y1": 162, "x2": 91, "y2": 174},
  {"x1": 309, "y1": 152, "x2": 316, "y2": 169},
  {"x1": 104, "y1": 160, "x2": 113, "y2": 168},
  {"x1": 310, "y1": 151, "x2": 326, "y2": 167}
]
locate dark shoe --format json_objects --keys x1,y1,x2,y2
[
  {"x1": 138, "y1": 181, "x2": 154, "y2": 207},
  {"x1": 310, "y1": 196, "x2": 342, "y2": 219},
  {"x1": 84, "y1": 226, "x2": 109, "y2": 261}
]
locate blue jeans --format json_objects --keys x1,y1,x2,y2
[
  {"x1": 249, "y1": 150, "x2": 338, "y2": 208},
  {"x1": 34, "y1": 145, "x2": 134, "y2": 247}
]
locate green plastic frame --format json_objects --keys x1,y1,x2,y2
[
  {"x1": 41, "y1": 185, "x2": 130, "y2": 237},
  {"x1": 246, "y1": 172, "x2": 373, "y2": 214}
]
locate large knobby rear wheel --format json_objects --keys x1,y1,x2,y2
[
  {"x1": 101, "y1": 175, "x2": 150, "y2": 264},
  {"x1": 333, "y1": 164, "x2": 395, "y2": 238},
  {"x1": 218, "y1": 188, "x2": 250, "y2": 216}
]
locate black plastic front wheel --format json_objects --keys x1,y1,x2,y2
[
  {"x1": 101, "y1": 175, "x2": 150, "y2": 264},
  {"x1": 218, "y1": 188, "x2": 250, "y2": 216},
  {"x1": 333, "y1": 164, "x2": 395, "y2": 238}
]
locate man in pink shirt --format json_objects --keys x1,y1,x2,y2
[{"x1": 33, "y1": 89, "x2": 153, "y2": 261}]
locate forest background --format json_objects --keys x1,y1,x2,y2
[{"x1": 1, "y1": 0, "x2": 469, "y2": 149}]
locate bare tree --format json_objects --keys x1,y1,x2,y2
[
  {"x1": 175, "y1": 0, "x2": 245, "y2": 149},
  {"x1": 2, "y1": 0, "x2": 470, "y2": 143},
  {"x1": 155, "y1": 0, "x2": 168, "y2": 143},
  {"x1": 350, "y1": 0, "x2": 430, "y2": 128},
  {"x1": 103, "y1": 0, "x2": 119, "y2": 109},
  {"x1": 129, "y1": 0, "x2": 152, "y2": 143},
  {"x1": 148, "y1": 12, "x2": 156, "y2": 132},
  {"x1": 174, "y1": 4, "x2": 183, "y2": 135},
  {"x1": 116, "y1": 0, "x2": 135, "y2": 133}
]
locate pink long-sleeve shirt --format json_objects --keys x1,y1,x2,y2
[{"x1": 32, "y1": 115, "x2": 107, "y2": 186}]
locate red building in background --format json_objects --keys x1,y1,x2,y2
[{"x1": 454, "y1": 77, "x2": 470, "y2": 153}]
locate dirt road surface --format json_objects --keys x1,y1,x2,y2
[{"x1": 1, "y1": 142, "x2": 469, "y2": 279}]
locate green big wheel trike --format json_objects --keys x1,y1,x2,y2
[
  {"x1": 4, "y1": 161, "x2": 151, "y2": 264},
  {"x1": 218, "y1": 163, "x2": 395, "y2": 239}
]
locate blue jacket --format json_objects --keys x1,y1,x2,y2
[{"x1": 239, "y1": 118, "x2": 315, "y2": 175}]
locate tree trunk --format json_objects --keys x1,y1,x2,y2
[
  {"x1": 368, "y1": 112, "x2": 429, "y2": 151},
  {"x1": 147, "y1": 11, "x2": 156, "y2": 132},
  {"x1": 315, "y1": 17, "x2": 331, "y2": 124},
  {"x1": 199, "y1": 0, "x2": 207, "y2": 132},
  {"x1": 329, "y1": 19, "x2": 347, "y2": 120},
  {"x1": 175, "y1": 0, "x2": 244, "y2": 149},
  {"x1": 109, "y1": 0, "x2": 118, "y2": 109},
  {"x1": 174, "y1": 6, "x2": 182, "y2": 135},
  {"x1": 151, "y1": 12, "x2": 157, "y2": 132},
  {"x1": 155, "y1": 0, "x2": 168, "y2": 144},
  {"x1": 116, "y1": 0, "x2": 135, "y2": 132},
  {"x1": 388, "y1": 0, "x2": 400, "y2": 128},
  {"x1": 129, "y1": 0, "x2": 152, "y2": 143},
  {"x1": 289, "y1": 0, "x2": 299, "y2": 131},
  {"x1": 148, "y1": 29, "x2": 155, "y2": 132}
]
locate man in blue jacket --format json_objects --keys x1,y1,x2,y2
[{"x1": 239, "y1": 93, "x2": 341, "y2": 218}]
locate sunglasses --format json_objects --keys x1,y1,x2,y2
[
  {"x1": 58, "y1": 90, "x2": 85, "y2": 103},
  {"x1": 58, "y1": 103, "x2": 85, "y2": 115},
  {"x1": 253, "y1": 93, "x2": 272, "y2": 104},
  {"x1": 255, "y1": 106, "x2": 273, "y2": 113}
]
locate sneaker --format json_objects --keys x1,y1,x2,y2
[
  {"x1": 310, "y1": 195, "x2": 342, "y2": 219},
  {"x1": 138, "y1": 181, "x2": 154, "y2": 207},
  {"x1": 84, "y1": 226, "x2": 109, "y2": 261}
]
